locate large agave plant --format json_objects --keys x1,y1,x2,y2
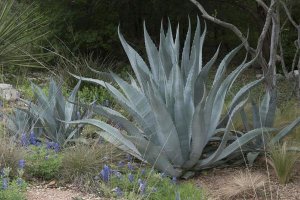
[
  {"x1": 70, "y1": 19, "x2": 294, "y2": 177},
  {"x1": 8, "y1": 79, "x2": 92, "y2": 147}
]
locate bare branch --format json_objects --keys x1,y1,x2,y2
[
  {"x1": 280, "y1": 0, "x2": 298, "y2": 28},
  {"x1": 256, "y1": 0, "x2": 269, "y2": 12},
  {"x1": 189, "y1": 0, "x2": 252, "y2": 52}
]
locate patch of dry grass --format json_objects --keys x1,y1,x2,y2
[{"x1": 216, "y1": 170, "x2": 267, "y2": 199}]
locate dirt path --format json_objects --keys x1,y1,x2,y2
[{"x1": 26, "y1": 186, "x2": 103, "y2": 200}]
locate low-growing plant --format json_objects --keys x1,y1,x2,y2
[
  {"x1": 268, "y1": 142, "x2": 299, "y2": 184},
  {"x1": 60, "y1": 143, "x2": 122, "y2": 189},
  {"x1": 25, "y1": 144, "x2": 62, "y2": 180},
  {"x1": 0, "y1": 162, "x2": 27, "y2": 200},
  {"x1": 0, "y1": 138, "x2": 25, "y2": 177},
  {"x1": 96, "y1": 164, "x2": 205, "y2": 199}
]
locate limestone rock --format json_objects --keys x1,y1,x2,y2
[{"x1": 0, "y1": 83, "x2": 20, "y2": 101}]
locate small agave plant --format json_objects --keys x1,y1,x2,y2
[
  {"x1": 70, "y1": 19, "x2": 299, "y2": 177},
  {"x1": 7, "y1": 79, "x2": 92, "y2": 147}
]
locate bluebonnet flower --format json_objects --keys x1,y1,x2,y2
[
  {"x1": 53, "y1": 143, "x2": 60, "y2": 153},
  {"x1": 118, "y1": 161, "x2": 124, "y2": 168},
  {"x1": 20, "y1": 133, "x2": 28, "y2": 146},
  {"x1": 29, "y1": 131, "x2": 37, "y2": 145},
  {"x1": 172, "y1": 177, "x2": 177, "y2": 184},
  {"x1": 2, "y1": 178, "x2": 8, "y2": 190},
  {"x1": 18, "y1": 159, "x2": 25, "y2": 169},
  {"x1": 113, "y1": 170, "x2": 122, "y2": 179},
  {"x1": 141, "y1": 168, "x2": 146, "y2": 176},
  {"x1": 138, "y1": 179, "x2": 146, "y2": 194},
  {"x1": 128, "y1": 173, "x2": 134, "y2": 183},
  {"x1": 46, "y1": 141, "x2": 53, "y2": 149},
  {"x1": 100, "y1": 165, "x2": 111, "y2": 183},
  {"x1": 126, "y1": 154, "x2": 132, "y2": 161},
  {"x1": 127, "y1": 162, "x2": 134, "y2": 171},
  {"x1": 46, "y1": 141, "x2": 60, "y2": 152},
  {"x1": 113, "y1": 187, "x2": 123, "y2": 197}
]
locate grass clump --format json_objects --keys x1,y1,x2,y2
[
  {"x1": 268, "y1": 142, "x2": 299, "y2": 184},
  {"x1": 217, "y1": 171, "x2": 266, "y2": 199},
  {"x1": 60, "y1": 143, "x2": 123, "y2": 190},
  {"x1": 25, "y1": 144, "x2": 62, "y2": 180},
  {"x1": 0, "y1": 138, "x2": 25, "y2": 177}
]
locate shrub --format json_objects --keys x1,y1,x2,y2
[
  {"x1": 60, "y1": 143, "x2": 122, "y2": 189},
  {"x1": 25, "y1": 145, "x2": 62, "y2": 180},
  {"x1": 0, "y1": 138, "x2": 25, "y2": 177},
  {"x1": 268, "y1": 142, "x2": 299, "y2": 184}
]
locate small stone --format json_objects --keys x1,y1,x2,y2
[{"x1": 0, "y1": 83, "x2": 20, "y2": 101}]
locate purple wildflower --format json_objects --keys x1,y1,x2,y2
[
  {"x1": 127, "y1": 162, "x2": 134, "y2": 171},
  {"x1": 118, "y1": 161, "x2": 124, "y2": 168},
  {"x1": 20, "y1": 133, "x2": 28, "y2": 146},
  {"x1": 2, "y1": 178, "x2": 8, "y2": 190},
  {"x1": 114, "y1": 187, "x2": 123, "y2": 197},
  {"x1": 128, "y1": 173, "x2": 134, "y2": 183},
  {"x1": 29, "y1": 131, "x2": 37, "y2": 145},
  {"x1": 113, "y1": 170, "x2": 122, "y2": 179},
  {"x1": 126, "y1": 154, "x2": 132, "y2": 161},
  {"x1": 53, "y1": 143, "x2": 60, "y2": 153},
  {"x1": 138, "y1": 179, "x2": 146, "y2": 194},
  {"x1": 172, "y1": 176, "x2": 177, "y2": 184},
  {"x1": 100, "y1": 165, "x2": 111, "y2": 183},
  {"x1": 18, "y1": 159, "x2": 25, "y2": 169},
  {"x1": 141, "y1": 169, "x2": 146, "y2": 176}
]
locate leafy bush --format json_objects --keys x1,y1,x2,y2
[
  {"x1": 25, "y1": 145, "x2": 62, "y2": 180},
  {"x1": 0, "y1": 138, "x2": 25, "y2": 177},
  {"x1": 60, "y1": 143, "x2": 122, "y2": 188},
  {"x1": 268, "y1": 142, "x2": 299, "y2": 184},
  {"x1": 97, "y1": 164, "x2": 205, "y2": 199}
]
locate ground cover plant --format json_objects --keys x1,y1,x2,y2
[{"x1": 96, "y1": 161, "x2": 205, "y2": 199}]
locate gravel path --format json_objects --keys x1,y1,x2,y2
[{"x1": 26, "y1": 186, "x2": 104, "y2": 200}]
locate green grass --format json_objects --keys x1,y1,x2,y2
[{"x1": 268, "y1": 142, "x2": 300, "y2": 184}]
